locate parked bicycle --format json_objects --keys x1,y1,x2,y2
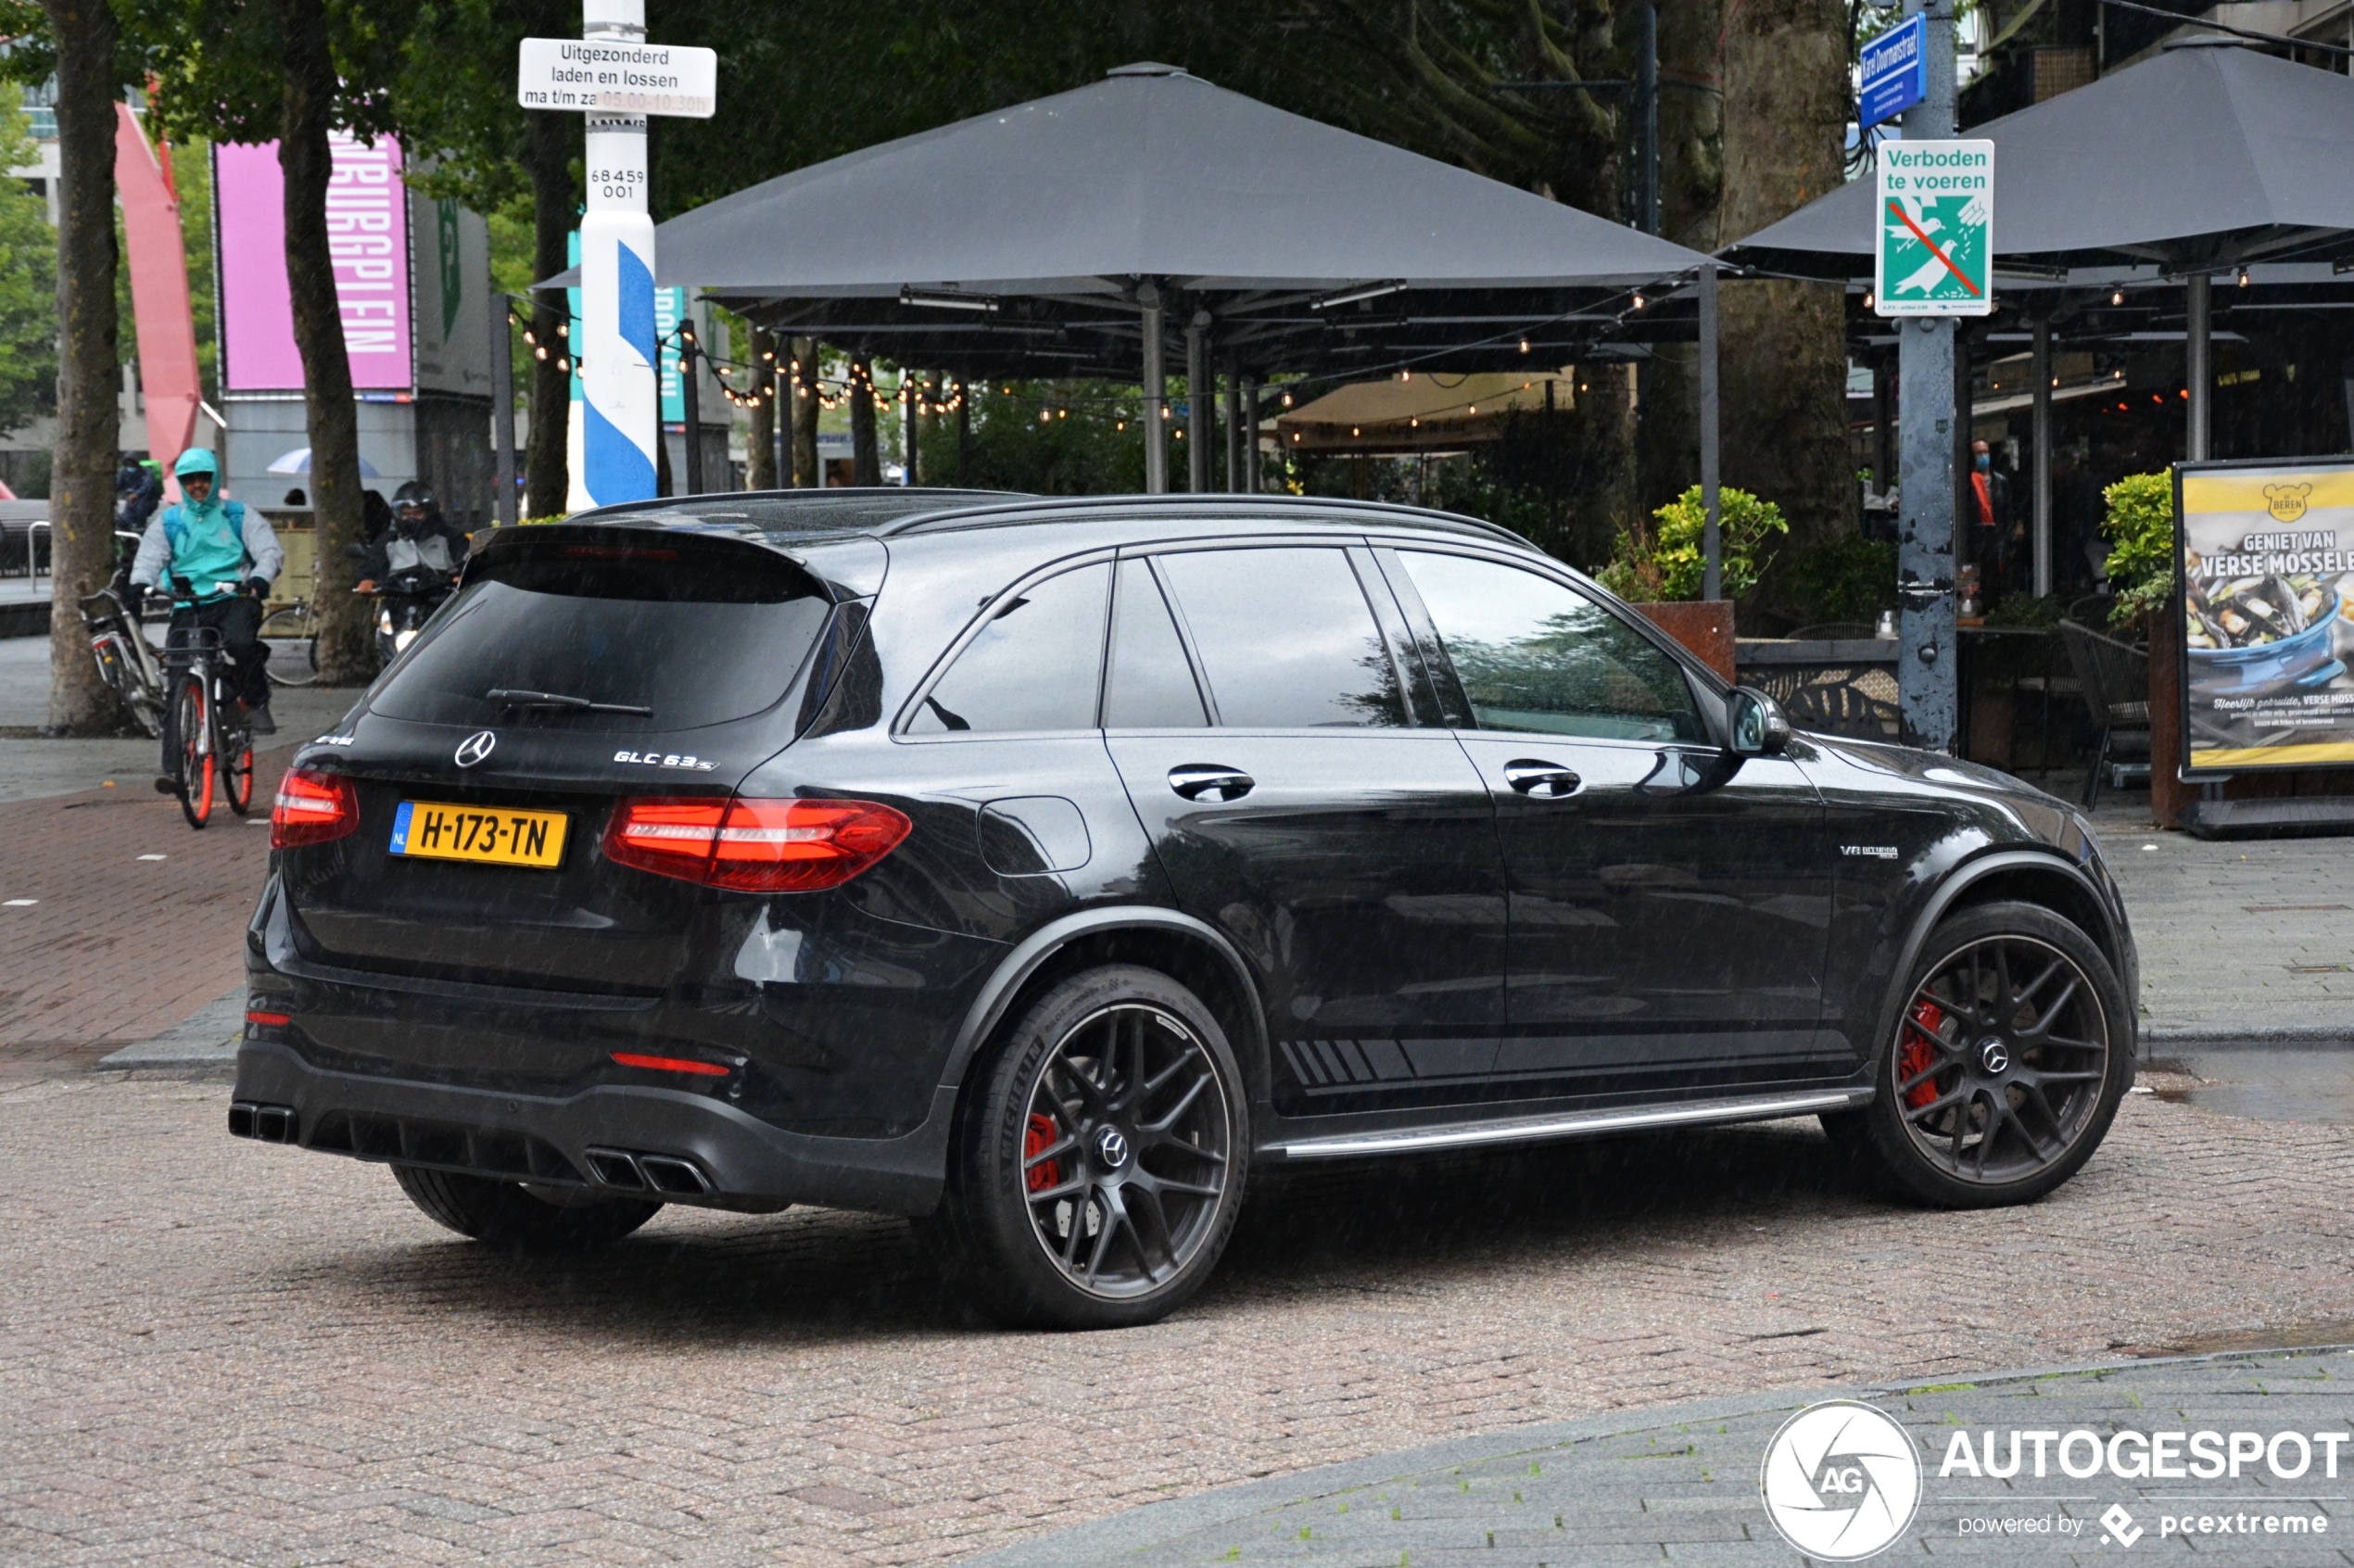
[
  {"x1": 258, "y1": 597, "x2": 321, "y2": 687},
  {"x1": 80, "y1": 529, "x2": 166, "y2": 738},
  {"x1": 156, "y1": 575, "x2": 257, "y2": 829}
]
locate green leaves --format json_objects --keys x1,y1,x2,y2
[
  {"x1": 1600, "y1": 484, "x2": 1790, "y2": 602},
  {"x1": 2099, "y1": 470, "x2": 2175, "y2": 632}
]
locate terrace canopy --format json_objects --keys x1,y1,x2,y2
[
  {"x1": 582, "y1": 62, "x2": 1722, "y2": 510},
  {"x1": 1720, "y1": 40, "x2": 2354, "y2": 591}
]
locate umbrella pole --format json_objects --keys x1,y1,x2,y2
[
  {"x1": 2185, "y1": 271, "x2": 2211, "y2": 461},
  {"x1": 1698, "y1": 261, "x2": 1722, "y2": 603},
  {"x1": 1233, "y1": 367, "x2": 1252, "y2": 489},
  {"x1": 1142, "y1": 285, "x2": 1168, "y2": 495},
  {"x1": 1187, "y1": 311, "x2": 1212, "y2": 493},
  {"x1": 2032, "y1": 318, "x2": 2053, "y2": 598},
  {"x1": 1242, "y1": 375, "x2": 1261, "y2": 494}
]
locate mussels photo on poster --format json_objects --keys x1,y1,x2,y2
[{"x1": 2178, "y1": 457, "x2": 2354, "y2": 773}]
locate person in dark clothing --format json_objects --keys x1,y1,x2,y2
[
  {"x1": 356, "y1": 480, "x2": 468, "y2": 589},
  {"x1": 362, "y1": 487, "x2": 393, "y2": 546},
  {"x1": 115, "y1": 457, "x2": 163, "y2": 532}
]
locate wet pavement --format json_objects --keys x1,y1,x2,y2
[{"x1": 964, "y1": 1346, "x2": 2354, "y2": 1566}]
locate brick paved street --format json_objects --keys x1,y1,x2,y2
[{"x1": 3, "y1": 1075, "x2": 2351, "y2": 1565}]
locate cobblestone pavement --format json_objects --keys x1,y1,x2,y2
[
  {"x1": 970, "y1": 1346, "x2": 2354, "y2": 1566},
  {"x1": 0, "y1": 685, "x2": 352, "y2": 1075},
  {"x1": 4, "y1": 1075, "x2": 2351, "y2": 1566},
  {"x1": 2088, "y1": 800, "x2": 2354, "y2": 1042}
]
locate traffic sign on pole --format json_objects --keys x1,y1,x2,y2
[
  {"x1": 1859, "y1": 15, "x2": 1927, "y2": 130},
  {"x1": 517, "y1": 3, "x2": 715, "y2": 512},
  {"x1": 1875, "y1": 139, "x2": 1993, "y2": 318}
]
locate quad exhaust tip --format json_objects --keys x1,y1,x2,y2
[
  {"x1": 228, "y1": 1102, "x2": 298, "y2": 1144},
  {"x1": 585, "y1": 1146, "x2": 712, "y2": 1197}
]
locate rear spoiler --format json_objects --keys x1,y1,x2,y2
[{"x1": 465, "y1": 522, "x2": 885, "y2": 603}]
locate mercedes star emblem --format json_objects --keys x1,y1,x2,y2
[
  {"x1": 1094, "y1": 1126, "x2": 1131, "y2": 1169},
  {"x1": 453, "y1": 730, "x2": 498, "y2": 768},
  {"x1": 1980, "y1": 1040, "x2": 2011, "y2": 1075}
]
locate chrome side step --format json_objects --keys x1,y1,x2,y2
[{"x1": 1276, "y1": 1087, "x2": 1871, "y2": 1160}]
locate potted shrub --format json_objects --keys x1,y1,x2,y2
[{"x1": 1598, "y1": 484, "x2": 1788, "y2": 681}]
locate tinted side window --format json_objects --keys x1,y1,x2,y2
[
  {"x1": 1104, "y1": 558, "x2": 1208, "y2": 727},
  {"x1": 1396, "y1": 551, "x2": 1704, "y2": 742},
  {"x1": 1155, "y1": 548, "x2": 1406, "y2": 728},
  {"x1": 907, "y1": 562, "x2": 1109, "y2": 734}
]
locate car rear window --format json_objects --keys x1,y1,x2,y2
[{"x1": 370, "y1": 550, "x2": 832, "y2": 733}]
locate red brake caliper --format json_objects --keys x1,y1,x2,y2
[
  {"x1": 1899, "y1": 1000, "x2": 1944, "y2": 1108},
  {"x1": 1023, "y1": 1112, "x2": 1061, "y2": 1193}
]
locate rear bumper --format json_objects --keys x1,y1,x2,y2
[{"x1": 231, "y1": 1040, "x2": 953, "y2": 1216}]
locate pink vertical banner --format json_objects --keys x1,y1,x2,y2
[{"x1": 216, "y1": 133, "x2": 411, "y2": 392}]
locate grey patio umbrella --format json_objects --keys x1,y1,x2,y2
[
  {"x1": 1722, "y1": 40, "x2": 2354, "y2": 592},
  {"x1": 570, "y1": 62, "x2": 1720, "y2": 510},
  {"x1": 1727, "y1": 40, "x2": 2354, "y2": 279}
]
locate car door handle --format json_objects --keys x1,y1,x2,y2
[
  {"x1": 1503, "y1": 759, "x2": 1582, "y2": 798},
  {"x1": 1168, "y1": 765, "x2": 1255, "y2": 803}
]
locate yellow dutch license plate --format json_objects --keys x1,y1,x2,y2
[{"x1": 389, "y1": 801, "x2": 567, "y2": 868}]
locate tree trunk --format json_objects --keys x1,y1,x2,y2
[
  {"x1": 745, "y1": 325, "x2": 777, "y2": 489},
  {"x1": 791, "y1": 338, "x2": 817, "y2": 487},
  {"x1": 523, "y1": 107, "x2": 571, "y2": 517},
  {"x1": 849, "y1": 358, "x2": 880, "y2": 487},
  {"x1": 275, "y1": 0, "x2": 370, "y2": 682},
  {"x1": 1635, "y1": 0, "x2": 1728, "y2": 523},
  {"x1": 1717, "y1": 0, "x2": 1853, "y2": 625},
  {"x1": 42, "y1": 0, "x2": 120, "y2": 734}
]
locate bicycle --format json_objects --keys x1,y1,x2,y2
[
  {"x1": 258, "y1": 596, "x2": 321, "y2": 686},
  {"x1": 157, "y1": 582, "x2": 258, "y2": 830},
  {"x1": 80, "y1": 530, "x2": 167, "y2": 739}
]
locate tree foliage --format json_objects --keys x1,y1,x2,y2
[{"x1": 0, "y1": 94, "x2": 58, "y2": 434}]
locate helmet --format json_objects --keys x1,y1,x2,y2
[
  {"x1": 392, "y1": 480, "x2": 436, "y2": 515},
  {"x1": 173, "y1": 448, "x2": 219, "y2": 481}
]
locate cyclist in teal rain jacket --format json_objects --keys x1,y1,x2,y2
[{"x1": 130, "y1": 448, "x2": 284, "y2": 741}]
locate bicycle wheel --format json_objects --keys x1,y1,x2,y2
[
  {"x1": 221, "y1": 703, "x2": 254, "y2": 816},
  {"x1": 259, "y1": 603, "x2": 320, "y2": 687},
  {"x1": 171, "y1": 677, "x2": 212, "y2": 829}
]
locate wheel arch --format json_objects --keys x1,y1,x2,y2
[
  {"x1": 940, "y1": 908, "x2": 1270, "y2": 1105},
  {"x1": 1876, "y1": 850, "x2": 2137, "y2": 1070}
]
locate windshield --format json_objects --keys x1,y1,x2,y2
[{"x1": 370, "y1": 571, "x2": 832, "y2": 733}]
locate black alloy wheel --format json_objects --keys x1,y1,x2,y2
[
  {"x1": 1827, "y1": 901, "x2": 2130, "y2": 1208},
  {"x1": 931, "y1": 965, "x2": 1247, "y2": 1329}
]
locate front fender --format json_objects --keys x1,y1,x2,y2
[{"x1": 1871, "y1": 849, "x2": 2139, "y2": 1073}]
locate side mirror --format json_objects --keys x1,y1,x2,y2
[{"x1": 1727, "y1": 688, "x2": 1791, "y2": 756}]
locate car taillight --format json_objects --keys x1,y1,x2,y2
[
  {"x1": 602, "y1": 797, "x2": 912, "y2": 892},
  {"x1": 271, "y1": 766, "x2": 359, "y2": 847}
]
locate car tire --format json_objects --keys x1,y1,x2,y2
[
  {"x1": 927, "y1": 964, "x2": 1249, "y2": 1330},
  {"x1": 392, "y1": 1164, "x2": 662, "y2": 1251},
  {"x1": 1827, "y1": 900, "x2": 2132, "y2": 1209}
]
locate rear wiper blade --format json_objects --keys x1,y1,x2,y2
[{"x1": 486, "y1": 688, "x2": 654, "y2": 717}]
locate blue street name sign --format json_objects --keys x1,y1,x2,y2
[{"x1": 1860, "y1": 15, "x2": 1928, "y2": 130}]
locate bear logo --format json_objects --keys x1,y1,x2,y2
[{"x1": 2264, "y1": 481, "x2": 2313, "y2": 522}]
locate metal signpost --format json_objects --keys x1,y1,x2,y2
[
  {"x1": 1875, "y1": 0, "x2": 1981, "y2": 753},
  {"x1": 516, "y1": 5, "x2": 716, "y2": 510}
]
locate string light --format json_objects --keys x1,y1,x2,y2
[
  {"x1": 1519, "y1": 339, "x2": 1530, "y2": 353},
  {"x1": 2111, "y1": 290, "x2": 2124, "y2": 305}
]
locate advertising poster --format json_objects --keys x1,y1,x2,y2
[
  {"x1": 216, "y1": 133, "x2": 412, "y2": 392},
  {"x1": 2179, "y1": 456, "x2": 2354, "y2": 772}
]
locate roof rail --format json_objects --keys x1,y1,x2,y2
[{"x1": 880, "y1": 492, "x2": 1536, "y2": 550}]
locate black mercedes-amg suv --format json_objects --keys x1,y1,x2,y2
[{"x1": 233, "y1": 489, "x2": 2138, "y2": 1328}]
